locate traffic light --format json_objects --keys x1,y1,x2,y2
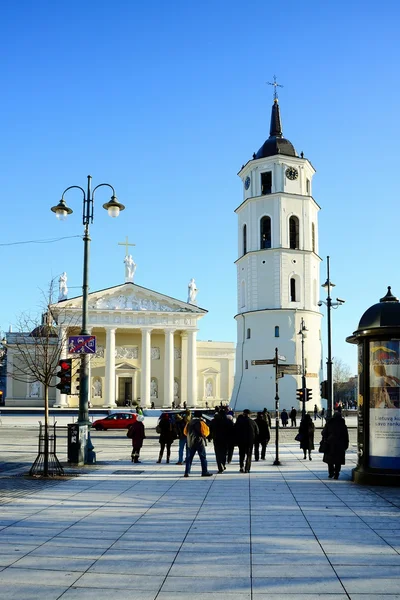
[
  {"x1": 320, "y1": 380, "x2": 328, "y2": 399},
  {"x1": 74, "y1": 363, "x2": 81, "y2": 396},
  {"x1": 56, "y1": 359, "x2": 72, "y2": 394},
  {"x1": 296, "y1": 388, "x2": 304, "y2": 402},
  {"x1": 306, "y1": 388, "x2": 312, "y2": 402}
]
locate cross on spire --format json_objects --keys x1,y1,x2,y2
[
  {"x1": 267, "y1": 75, "x2": 283, "y2": 101},
  {"x1": 118, "y1": 236, "x2": 135, "y2": 257}
]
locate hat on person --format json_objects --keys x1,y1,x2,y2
[
  {"x1": 243, "y1": 409, "x2": 251, "y2": 415},
  {"x1": 137, "y1": 415, "x2": 144, "y2": 422}
]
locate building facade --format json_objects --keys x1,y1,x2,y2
[
  {"x1": 231, "y1": 96, "x2": 322, "y2": 411},
  {"x1": 5, "y1": 282, "x2": 235, "y2": 409}
]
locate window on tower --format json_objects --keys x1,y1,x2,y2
[
  {"x1": 289, "y1": 216, "x2": 299, "y2": 249},
  {"x1": 261, "y1": 171, "x2": 272, "y2": 195},
  {"x1": 312, "y1": 223, "x2": 315, "y2": 253},
  {"x1": 275, "y1": 326, "x2": 280, "y2": 337},
  {"x1": 306, "y1": 178, "x2": 310, "y2": 194},
  {"x1": 243, "y1": 224, "x2": 247, "y2": 255},
  {"x1": 245, "y1": 360, "x2": 249, "y2": 370},
  {"x1": 247, "y1": 328, "x2": 251, "y2": 339},
  {"x1": 260, "y1": 216, "x2": 271, "y2": 249},
  {"x1": 290, "y1": 278, "x2": 297, "y2": 302}
]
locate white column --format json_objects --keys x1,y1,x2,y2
[
  {"x1": 140, "y1": 328, "x2": 152, "y2": 408},
  {"x1": 104, "y1": 327, "x2": 117, "y2": 408},
  {"x1": 132, "y1": 370, "x2": 138, "y2": 403},
  {"x1": 54, "y1": 327, "x2": 69, "y2": 408},
  {"x1": 187, "y1": 329, "x2": 198, "y2": 408},
  {"x1": 181, "y1": 333, "x2": 188, "y2": 406},
  {"x1": 163, "y1": 329, "x2": 175, "y2": 407}
]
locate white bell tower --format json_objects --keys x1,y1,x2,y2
[{"x1": 231, "y1": 89, "x2": 322, "y2": 412}]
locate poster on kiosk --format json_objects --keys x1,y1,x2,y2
[{"x1": 369, "y1": 341, "x2": 400, "y2": 469}]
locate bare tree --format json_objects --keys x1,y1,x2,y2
[
  {"x1": 7, "y1": 279, "x2": 79, "y2": 476},
  {"x1": 333, "y1": 358, "x2": 352, "y2": 383}
]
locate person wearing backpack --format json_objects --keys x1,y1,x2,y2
[
  {"x1": 183, "y1": 411, "x2": 213, "y2": 477},
  {"x1": 127, "y1": 415, "x2": 145, "y2": 463}
]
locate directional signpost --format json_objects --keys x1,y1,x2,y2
[
  {"x1": 68, "y1": 335, "x2": 96, "y2": 355},
  {"x1": 251, "y1": 349, "x2": 300, "y2": 466}
]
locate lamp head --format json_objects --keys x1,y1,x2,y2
[
  {"x1": 103, "y1": 195, "x2": 125, "y2": 218},
  {"x1": 51, "y1": 199, "x2": 73, "y2": 221},
  {"x1": 322, "y1": 278, "x2": 335, "y2": 290}
]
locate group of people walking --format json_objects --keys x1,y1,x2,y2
[{"x1": 127, "y1": 406, "x2": 349, "y2": 480}]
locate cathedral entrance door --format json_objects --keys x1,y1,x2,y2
[{"x1": 118, "y1": 377, "x2": 132, "y2": 407}]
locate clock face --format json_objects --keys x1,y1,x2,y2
[
  {"x1": 244, "y1": 176, "x2": 251, "y2": 190},
  {"x1": 285, "y1": 167, "x2": 299, "y2": 181}
]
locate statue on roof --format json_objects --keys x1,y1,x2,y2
[
  {"x1": 58, "y1": 272, "x2": 68, "y2": 302},
  {"x1": 187, "y1": 278, "x2": 198, "y2": 305},
  {"x1": 124, "y1": 254, "x2": 136, "y2": 283}
]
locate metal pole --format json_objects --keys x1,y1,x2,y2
[
  {"x1": 301, "y1": 319, "x2": 307, "y2": 417},
  {"x1": 326, "y1": 256, "x2": 333, "y2": 420},
  {"x1": 273, "y1": 347, "x2": 281, "y2": 466},
  {"x1": 77, "y1": 175, "x2": 91, "y2": 426}
]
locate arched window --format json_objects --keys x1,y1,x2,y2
[
  {"x1": 243, "y1": 224, "x2": 247, "y2": 255},
  {"x1": 260, "y1": 216, "x2": 271, "y2": 249},
  {"x1": 275, "y1": 326, "x2": 280, "y2": 337},
  {"x1": 311, "y1": 223, "x2": 315, "y2": 253},
  {"x1": 241, "y1": 281, "x2": 246, "y2": 308},
  {"x1": 245, "y1": 360, "x2": 249, "y2": 370},
  {"x1": 290, "y1": 278, "x2": 297, "y2": 302},
  {"x1": 289, "y1": 216, "x2": 299, "y2": 249},
  {"x1": 247, "y1": 328, "x2": 251, "y2": 339}
]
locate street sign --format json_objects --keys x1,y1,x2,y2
[
  {"x1": 277, "y1": 364, "x2": 301, "y2": 375},
  {"x1": 68, "y1": 335, "x2": 96, "y2": 354},
  {"x1": 251, "y1": 359, "x2": 276, "y2": 366}
]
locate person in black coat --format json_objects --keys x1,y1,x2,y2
[
  {"x1": 210, "y1": 409, "x2": 234, "y2": 473},
  {"x1": 254, "y1": 412, "x2": 270, "y2": 461},
  {"x1": 234, "y1": 409, "x2": 259, "y2": 473},
  {"x1": 298, "y1": 413, "x2": 315, "y2": 460},
  {"x1": 156, "y1": 413, "x2": 176, "y2": 464},
  {"x1": 321, "y1": 411, "x2": 349, "y2": 479}
]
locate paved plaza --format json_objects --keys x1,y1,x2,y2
[{"x1": 0, "y1": 427, "x2": 400, "y2": 599}]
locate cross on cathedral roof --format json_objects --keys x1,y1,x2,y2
[{"x1": 267, "y1": 75, "x2": 283, "y2": 102}]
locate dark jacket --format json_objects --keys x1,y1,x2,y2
[
  {"x1": 158, "y1": 417, "x2": 176, "y2": 444},
  {"x1": 128, "y1": 420, "x2": 145, "y2": 450},
  {"x1": 281, "y1": 410, "x2": 288, "y2": 424},
  {"x1": 254, "y1": 415, "x2": 270, "y2": 443},
  {"x1": 321, "y1": 413, "x2": 349, "y2": 465},
  {"x1": 298, "y1": 415, "x2": 315, "y2": 451},
  {"x1": 290, "y1": 408, "x2": 297, "y2": 420},
  {"x1": 210, "y1": 412, "x2": 234, "y2": 446},
  {"x1": 234, "y1": 414, "x2": 259, "y2": 446}
]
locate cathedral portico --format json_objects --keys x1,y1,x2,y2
[{"x1": 5, "y1": 274, "x2": 235, "y2": 409}]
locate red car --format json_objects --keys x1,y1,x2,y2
[{"x1": 92, "y1": 412, "x2": 137, "y2": 431}]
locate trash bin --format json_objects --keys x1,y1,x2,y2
[{"x1": 67, "y1": 423, "x2": 88, "y2": 464}]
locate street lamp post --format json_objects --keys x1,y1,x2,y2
[
  {"x1": 298, "y1": 318, "x2": 308, "y2": 417},
  {"x1": 321, "y1": 256, "x2": 345, "y2": 420},
  {"x1": 51, "y1": 175, "x2": 125, "y2": 463}
]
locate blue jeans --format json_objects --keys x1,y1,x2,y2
[
  {"x1": 184, "y1": 442, "x2": 208, "y2": 475},
  {"x1": 178, "y1": 438, "x2": 187, "y2": 463}
]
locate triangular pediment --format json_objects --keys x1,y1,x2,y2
[
  {"x1": 55, "y1": 282, "x2": 207, "y2": 315},
  {"x1": 116, "y1": 362, "x2": 138, "y2": 371},
  {"x1": 201, "y1": 367, "x2": 220, "y2": 375}
]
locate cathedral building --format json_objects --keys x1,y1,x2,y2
[
  {"x1": 231, "y1": 93, "x2": 322, "y2": 411},
  {"x1": 5, "y1": 267, "x2": 235, "y2": 409}
]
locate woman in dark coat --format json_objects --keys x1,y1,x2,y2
[
  {"x1": 254, "y1": 412, "x2": 270, "y2": 461},
  {"x1": 321, "y1": 412, "x2": 349, "y2": 479},
  {"x1": 157, "y1": 413, "x2": 176, "y2": 464},
  {"x1": 128, "y1": 416, "x2": 145, "y2": 463},
  {"x1": 298, "y1": 413, "x2": 315, "y2": 460}
]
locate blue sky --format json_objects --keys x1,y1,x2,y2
[{"x1": 1, "y1": 0, "x2": 399, "y2": 374}]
